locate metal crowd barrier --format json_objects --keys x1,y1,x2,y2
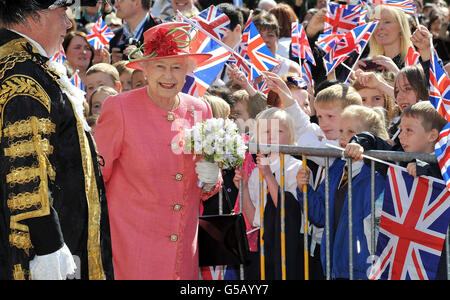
[{"x1": 215, "y1": 144, "x2": 450, "y2": 280}]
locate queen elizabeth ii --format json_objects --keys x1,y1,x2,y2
[{"x1": 94, "y1": 22, "x2": 221, "y2": 280}]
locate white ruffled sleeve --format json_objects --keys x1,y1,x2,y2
[{"x1": 29, "y1": 243, "x2": 77, "y2": 280}]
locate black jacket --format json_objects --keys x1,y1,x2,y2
[
  {"x1": 350, "y1": 132, "x2": 440, "y2": 179},
  {"x1": 0, "y1": 29, "x2": 113, "y2": 280}
]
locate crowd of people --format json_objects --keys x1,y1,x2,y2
[{"x1": 0, "y1": 0, "x2": 449, "y2": 280}]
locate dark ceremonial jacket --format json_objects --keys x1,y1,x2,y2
[{"x1": 0, "y1": 29, "x2": 113, "y2": 280}]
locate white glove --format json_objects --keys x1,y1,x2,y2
[
  {"x1": 195, "y1": 160, "x2": 220, "y2": 184},
  {"x1": 29, "y1": 243, "x2": 77, "y2": 280}
]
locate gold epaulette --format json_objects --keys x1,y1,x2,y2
[
  {"x1": 0, "y1": 39, "x2": 52, "y2": 132},
  {"x1": 0, "y1": 39, "x2": 32, "y2": 82}
]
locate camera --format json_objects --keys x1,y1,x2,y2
[
  {"x1": 116, "y1": 38, "x2": 141, "y2": 60},
  {"x1": 360, "y1": 59, "x2": 381, "y2": 71}
]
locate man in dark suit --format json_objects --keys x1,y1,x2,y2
[
  {"x1": 0, "y1": 0, "x2": 114, "y2": 280},
  {"x1": 110, "y1": 0, "x2": 161, "y2": 63}
]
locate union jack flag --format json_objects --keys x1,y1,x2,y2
[
  {"x1": 316, "y1": 33, "x2": 345, "y2": 53},
  {"x1": 371, "y1": 0, "x2": 416, "y2": 15},
  {"x1": 229, "y1": 14, "x2": 260, "y2": 81},
  {"x1": 429, "y1": 48, "x2": 450, "y2": 122},
  {"x1": 50, "y1": 44, "x2": 66, "y2": 64},
  {"x1": 291, "y1": 22, "x2": 316, "y2": 66},
  {"x1": 193, "y1": 39, "x2": 232, "y2": 97},
  {"x1": 70, "y1": 72, "x2": 85, "y2": 93},
  {"x1": 253, "y1": 77, "x2": 270, "y2": 94},
  {"x1": 302, "y1": 61, "x2": 313, "y2": 90},
  {"x1": 404, "y1": 45, "x2": 420, "y2": 67},
  {"x1": 323, "y1": 21, "x2": 378, "y2": 74},
  {"x1": 324, "y1": 3, "x2": 365, "y2": 35},
  {"x1": 369, "y1": 166, "x2": 450, "y2": 280},
  {"x1": 86, "y1": 17, "x2": 115, "y2": 50},
  {"x1": 183, "y1": 6, "x2": 232, "y2": 97},
  {"x1": 245, "y1": 19, "x2": 279, "y2": 76},
  {"x1": 435, "y1": 123, "x2": 450, "y2": 192},
  {"x1": 192, "y1": 5, "x2": 230, "y2": 40},
  {"x1": 181, "y1": 74, "x2": 199, "y2": 97},
  {"x1": 287, "y1": 75, "x2": 307, "y2": 89}
]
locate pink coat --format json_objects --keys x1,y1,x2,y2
[{"x1": 94, "y1": 87, "x2": 215, "y2": 280}]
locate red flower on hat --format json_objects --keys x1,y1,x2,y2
[{"x1": 143, "y1": 28, "x2": 180, "y2": 58}]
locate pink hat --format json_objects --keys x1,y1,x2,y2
[{"x1": 126, "y1": 22, "x2": 212, "y2": 70}]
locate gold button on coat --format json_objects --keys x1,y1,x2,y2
[
  {"x1": 175, "y1": 173, "x2": 183, "y2": 181},
  {"x1": 173, "y1": 204, "x2": 182, "y2": 211},
  {"x1": 170, "y1": 234, "x2": 178, "y2": 242}
]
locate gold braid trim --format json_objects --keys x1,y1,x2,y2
[
  {"x1": 3, "y1": 117, "x2": 56, "y2": 139},
  {"x1": 70, "y1": 100, "x2": 105, "y2": 280},
  {"x1": 0, "y1": 74, "x2": 51, "y2": 112},
  {"x1": 9, "y1": 118, "x2": 51, "y2": 244},
  {"x1": 0, "y1": 39, "x2": 31, "y2": 81},
  {"x1": 6, "y1": 166, "x2": 40, "y2": 186},
  {"x1": 9, "y1": 231, "x2": 33, "y2": 256},
  {"x1": 4, "y1": 137, "x2": 53, "y2": 158},
  {"x1": 8, "y1": 189, "x2": 42, "y2": 211},
  {"x1": 13, "y1": 264, "x2": 28, "y2": 280}
]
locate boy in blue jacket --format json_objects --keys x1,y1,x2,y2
[{"x1": 296, "y1": 105, "x2": 388, "y2": 279}]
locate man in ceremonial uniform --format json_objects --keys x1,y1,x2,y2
[{"x1": 0, "y1": 0, "x2": 113, "y2": 280}]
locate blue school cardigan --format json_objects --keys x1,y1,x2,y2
[{"x1": 297, "y1": 159, "x2": 385, "y2": 279}]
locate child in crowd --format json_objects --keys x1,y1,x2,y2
[
  {"x1": 131, "y1": 69, "x2": 146, "y2": 90},
  {"x1": 234, "y1": 107, "x2": 304, "y2": 279},
  {"x1": 296, "y1": 105, "x2": 389, "y2": 279},
  {"x1": 85, "y1": 63, "x2": 121, "y2": 101},
  {"x1": 389, "y1": 65, "x2": 428, "y2": 140},
  {"x1": 263, "y1": 73, "x2": 363, "y2": 279},
  {"x1": 283, "y1": 73, "x2": 312, "y2": 117},
  {"x1": 229, "y1": 90, "x2": 254, "y2": 134},
  {"x1": 280, "y1": 82, "x2": 363, "y2": 145},
  {"x1": 345, "y1": 101, "x2": 448, "y2": 280},
  {"x1": 353, "y1": 70, "x2": 399, "y2": 127},
  {"x1": 113, "y1": 60, "x2": 134, "y2": 92},
  {"x1": 88, "y1": 86, "x2": 118, "y2": 116},
  {"x1": 203, "y1": 94, "x2": 230, "y2": 119}
]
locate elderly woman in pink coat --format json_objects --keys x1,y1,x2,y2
[{"x1": 94, "y1": 22, "x2": 221, "y2": 280}]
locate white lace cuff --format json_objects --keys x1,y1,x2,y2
[
  {"x1": 195, "y1": 160, "x2": 220, "y2": 184},
  {"x1": 29, "y1": 243, "x2": 77, "y2": 280}
]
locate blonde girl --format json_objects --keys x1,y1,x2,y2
[{"x1": 234, "y1": 107, "x2": 305, "y2": 279}]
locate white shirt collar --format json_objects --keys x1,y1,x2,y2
[{"x1": 9, "y1": 29, "x2": 48, "y2": 57}]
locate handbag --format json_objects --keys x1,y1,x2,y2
[{"x1": 198, "y1": 187, "x2": 250, "y2": 267}]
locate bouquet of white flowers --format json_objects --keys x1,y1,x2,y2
[{"x1": 185, "y1": 118, "x2": 247, "y2": 170}]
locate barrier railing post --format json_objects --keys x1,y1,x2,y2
[
  {"x1": 238, "y1": 166, "x2": 244, "y2": 280},
  {"x1": 325, "y1": 157, "x2": 331, "y2": 280},
  {"x1": 280, "y1": 154, "x2": 287, "y2": 280},
  {"x1": 218, "y1": 188, "x2": 224, "y2": 280},
  {"x1": 347, "y1": 158, "x2": 354, "y2": 280},
  {"x1": 371, "y1": 160, "x2": 376, "y2": 256},
  {"x1": 259, "y1": 170, "x2": 265, "y2": 280},
  {"x1": 302, "y1": 155, "x2": 309, "y2": 280}
]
